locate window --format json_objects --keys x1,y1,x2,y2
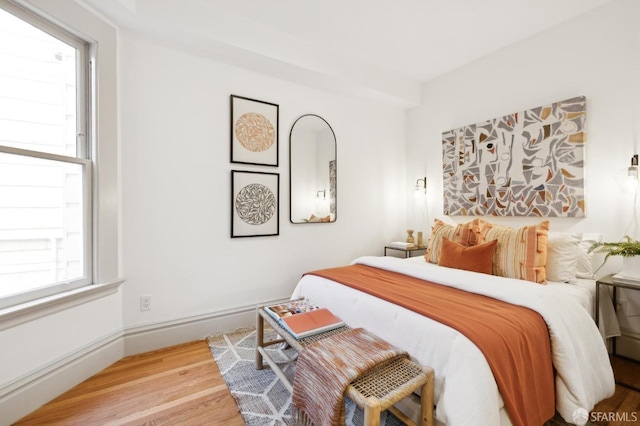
[{"x1": 0, "y1": 2, "x2": 92, "y2": 308}]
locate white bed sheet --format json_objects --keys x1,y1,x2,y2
[
  {"x1": 547, "y1": 275, "x2": 621, "y2": 341},
  {"x1": 545, "y1": 278, "x2": 594, "y2": 315},
  {"x1": 291, "y1": 256, "x2": 615, "y2": 426}
]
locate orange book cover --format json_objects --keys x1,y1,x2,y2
[{"x1": 280, "y1": 308, "x2": 344, "y2": 339}]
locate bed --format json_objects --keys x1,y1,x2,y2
[{"x1": 290, "y1": 220, "x2": 616, "y2": 426}]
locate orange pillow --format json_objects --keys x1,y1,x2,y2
[
  {"x1": 438, "y1": 238, "x2": 497, "y2": 275},
  {"x1": 424, "y1": 218, "x2": 489, "y2": 264}
]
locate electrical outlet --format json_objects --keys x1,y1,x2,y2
[{"x1": 140, "y1": 295, "x2": 151, "y2": 311}]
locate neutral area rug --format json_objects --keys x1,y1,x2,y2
[
  {"x1": 207, "y1": 327, "x2": 583, "y2": 426},
  {"x1": 207, "y1": 326, "x2": 404, "y2": 426}
]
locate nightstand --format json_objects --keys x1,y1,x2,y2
[
  {"x1": 595, "y1": 274, "x2": 640, "y2": 392},
  {"x1": 384, "y1": 246, "x2": 426, "y2": 258},
  {"x1": 595, "y1": 274, "x2": 640, "y2": 329}
]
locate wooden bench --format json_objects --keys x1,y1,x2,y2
[{"x1": 256, "y1": 306, "x2": 434, "y2": 426}]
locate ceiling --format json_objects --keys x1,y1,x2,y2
[{"x1": 78, "y1": 0, "x2": 615, "y2": 107}]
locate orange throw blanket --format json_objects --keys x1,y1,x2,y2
[{"x1": 307, "y1": 264, "x2": 555, "y2": 426}]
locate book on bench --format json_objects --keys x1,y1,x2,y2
[{"x1": 264, "y1": 299, "x2": 345, "y2": 339}]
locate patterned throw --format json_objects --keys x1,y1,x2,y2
[{"x1": 291, "y1": 328, "x2": 408, "y2": 426}]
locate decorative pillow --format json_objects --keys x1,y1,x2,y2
[
  {"x1": 546, "y1": 232, "x2": 580, "y2": 283},
  {"x1": 438, "y1": 238, "x2": 497, "y2": 275},
  {"x1": 479, "y1": 221, "x2": 550, "y2": 284},
  {"x1": 575, "y1": 233, "x2": 604, "y2": 279},
  {"x1": 424, "y1": 218, "x2": 488, "y2": 264}
]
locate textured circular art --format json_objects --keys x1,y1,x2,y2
[
  {"x1": 235, "y1": 183, "x2": 276, "y2": 225},
  {"x1": 235, "y1": 112, "x2": 275, "y2": 152}
]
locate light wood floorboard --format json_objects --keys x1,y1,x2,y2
[
  {"x1": 13, "y1": 340, "x2": 244, "y2": 426},
  {"x1": 13, "y1": 342, "x2": 640, "y2": 425},
  {"x1": 591, "y1": 355, "x2": 640, "y2": 425}
]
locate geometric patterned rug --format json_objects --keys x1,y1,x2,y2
[
  {"x1": 208, "y1": 327, "x2": 579, "y2": 426},
  {"x1": 207, "y1": 327, "x2": 404, "y2": 426}
]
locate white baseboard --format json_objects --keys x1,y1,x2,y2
[
  {"x1": 616, "y1": 334, "x2": 640, "y2": 361},
  {"x1": 0, "y1": 299, "x2": 283, "y2": 424},
  {"x1": 121, "y1": 302, "x2": 264, "y2": 356},
  {"x1": 0, "y1": 331, "x2": 124, "y2": 425}
]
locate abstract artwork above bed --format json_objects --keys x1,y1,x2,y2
[{"x1": 442, "y1": 96, "x2": 586, "y2": 217}]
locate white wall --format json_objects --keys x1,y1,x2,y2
[
  {"x1": 406, "y1": 0, "x2": 640, "y2": 354},
  {"x1": 407, "y1": 0, "x2": 640, "y2": 237},
  {"x1": 119, "y1": 31, "x2": 407, "y2": 340}
]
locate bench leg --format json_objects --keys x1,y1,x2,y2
[
  {"x1": 256, "y1": 307, "x2": 264, "y2": 370},
  {"x1": 363, "y1": 397, "x2": 381, "y2": 426},
  {"x1": 420, "y1": 368, "x2": 435, "y2": 426}
]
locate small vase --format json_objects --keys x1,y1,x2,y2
[
  {"x1": 406, "y1": 229, "x2": 415, "y2": 248},
  {"x1": 622, "y1": 256, "x2": 640, "y2": 278}
]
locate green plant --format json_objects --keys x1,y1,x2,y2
[
  {"x1": 588, "y1": 236, "x2": 640, "y2": 275},
  {"x1": 589, "y1": 236, "x2": 640, "y2": 257}
]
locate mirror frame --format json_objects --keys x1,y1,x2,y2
[{"x1": 289, "y1": 114, "x2": 337, "y2": 224}]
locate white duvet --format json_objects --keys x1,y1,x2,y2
[{"x1": 291, "y1": 256, "x2": 615, "y2": 426}]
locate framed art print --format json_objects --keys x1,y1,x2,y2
[
  {"x1": 442, "y1": 95, "x2": 586, "y2": 217},
  {"x1": 231, "y1": 170, "x2": 279, "y2": 237},
  {"x1": 230, "y1": 95, "x2": 279, "y2": 167}
]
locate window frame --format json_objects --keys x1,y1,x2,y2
[{"x1": 0, "y1": 0, "x2": 94, "y2": 309}]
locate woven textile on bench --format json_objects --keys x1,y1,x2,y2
[{"x1": 291, "y1": 327, "x2": 407, "y2": 426}]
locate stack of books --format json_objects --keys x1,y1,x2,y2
[
  {"x1": 388, "y1": 241, "x2": 415, "y2": 249},
  {"x1": 612, "y1": 273, "x2": 640, "y2": 286},
  {"x1": 264, "y1": 299, "x2": 344, "y2": 339}
]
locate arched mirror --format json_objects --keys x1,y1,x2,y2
[{"x1": 289, "y1": 114, "x2": 337, "y2": 223}]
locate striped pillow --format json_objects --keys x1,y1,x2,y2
[
  {"x1": 480, "y1": 221, "x2": 550, "y2": 284},
  {"x1": 424, "y1": 218, "x2": 489, "y2": 264}
]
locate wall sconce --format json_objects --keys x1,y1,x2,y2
[
  {"x1": 415, "y1": 177, "x2": 427, "y2": 196},
  {"x1": 414, "y1": 176, "x2": 429, "y2": 237},
  {"x1": 617, "y1": 154, "x2": 640, "y2": 193},
  {"x1": 315, "y1": 189, "x2": 328, "y2": 216},
  {"x1": 629, "y1": 154, "x2": 639, "y2": 179},
  {"x1": 624, "y1": 154, "x2": 640, "y2": 238}
]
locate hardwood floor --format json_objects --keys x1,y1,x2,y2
[
  {"x1": 592, "y1": 355, "x2": 640, "y2": 425},
  {"x1": 14, "y1": 340, "x2": 244, "y2": 426},
  {"x1": 13, "y1": 342, "x2": 640, "y2": 426}
]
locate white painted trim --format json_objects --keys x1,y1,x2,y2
[
  {"x1": 619, "y1": 326, "x2": 640, "y2": 339},
  {"x1": 122, "y1": 297, "x2": 288, "y2": 356},
  {"x1": 0, "y1": 329, "x2": 123, "y2": 398},
  {"x1": 0, "y1": 330, "x2": 123, "y2": 424},
  {"x1": 0, "y1": 279, "x2": 124, "y2": 331},
  {"x1": 616, "y1": 335, "x2": 640, "y2": 361},
  {"x1": 0, "y1": 297, "x2": 288, "y2": 423}
]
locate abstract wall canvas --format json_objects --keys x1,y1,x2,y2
[
  {"x1": 442, "y1": 96, "x2": 586, "y2": 217},
  {"x1": 231, "y1": 170, "x2": 279, "y2": 237},
  {"x1": 230, "y1": 95, "x2": 279, "y2": 167}
]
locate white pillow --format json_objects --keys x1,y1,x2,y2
[
  {"x1": 575, "y1": 233, "x2": 604, "y2": 279},
  {"x1": 546, "y1": 232, "x2": 580, "y2": 283}
]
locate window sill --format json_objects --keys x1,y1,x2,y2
[{"x1": 0, "y1": 280, "x2": 124, "y2": 332}]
